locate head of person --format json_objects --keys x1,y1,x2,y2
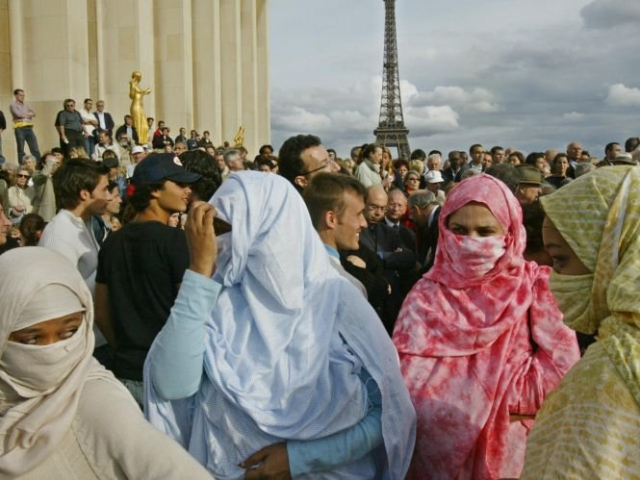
[
  {"x1": 203, "y1": 131, "x2": 210, "y2": 139},
  {"x1": 259, "y1": 144, "x2": 274, "y2": 156},
  {"x1": 83, "y1": 98, "x2": 92, "y2": 111},
  {"x1": 15, "y1": 168, "x2": 31, "y2": 189},
  {"x1": 551, "y1": 153, "x2": 570, "y2": 177},
  {"x1": 482, "y1": 152, "x2": 493, "y2": 168},
  {"x1": 63, "y1": 98, "x2": 76, "y2": 112},
  {"x1": 410, "y1": 149, "x2": 427, "y2": 163},
  {"x1": 409, "y1": 159, "x2": 425, "y2": 176},
  {"x1": 180, "y1": 149, "x2": 222, "y2": 202},
  {"x1": 174, "y1": 141, "x2": 187, "y2": 156},
  {"x1": 490, "y1": 146, "x2": 505, "y2": 164},
  {"x1": 448, "y1": 151, "x2": 462, "y2": 170},
  {"x1": 304, "y1": 172, "x2": 367, "y2": 251},
  {"x1": 223, "y1": 149, "x2": 244, "y2": 172},
  {"x1": 13, "y1": 89, "x2": 25, "y2": 102},
  {"x1": 407, "y1": 190, "x2": 438, "y2": 227},
  {"x1": 625, "y1": 137, "x2": 640, "y2": 164},
  {"x1": 508, "y1": 151, "x2": 524, "y2": 166},
  {"x1": 147, "y1": 117, "x2": 154, "y2": 127},
  {"x1": 161, "y1": 127, "x2": 170, "y2": 136},
  {"x1": 364, "y1": 184, "x2": 388, "y2": 224},
  {"x1": 96, "y1": 100, "x2": 105, "y2": 112},
  {"x1": 98, "y1": 129, "x2": 111, "y2": 146},
  {"x1": 469, "y1": 144, "x2": 484, "y2": 165},
  {"x1": 179, "y1": 127, "x2": 186, "y2": 136},
  {"x1": 515, "y1": 165, "x2": 543, "y2": 205},
  {"x1": 540, "y1": 167, "x2": 640, "y2": 336},
  {"x1": 424, "y1": 169, "x2": 444, "y2": 195},
  {"x1": 362, "y1": 144, "x2": 384, "y2": 165},
  {"x1": 484, "y1": 163, "x2": 520, "y2": 193},
  {"x1": 525, "y1": 152, "x2": 547, "y2": 172},
  {"x1": 386, "y1": 188, "x2": 408, "y2": 223},
  {"x1": 256, "y1": 156, "x2": 277, "y2": 173},
  {"x1": 123, "y1": 115, "x2": 133, "y2": 126},
  {"x1": 127, "y1": 153, "x2": 201, "y2": 217},
  {"x1": 426, "y1": 153, "x2": 442, "y2": 171},
  {"x1": 278, "y1": 134, "x2": 332, "y2": 192},
  {"x1": 52, "y1": 159, "x2": 110, "y2": 218},
  {"x1": 105, "y1": 181, "x2": 122, "y2": 217},
  {"x1": 404, "y1": 170, "x2": 421, "y2": 192},
  {"x1": 432, "y1": 174, "x2": 525, "y2": 283},
  {"x1": 566, "y1": 141, "x2": 582, "y2": 161},
  {"x1": 19, "y1": 213, "x2": 46, "y2": 246},
  {"x1": 22, "y1": 154, "x2": 37, "y2": 174},
  {"x1": 157, "y1": 121, "x2": 165, "y2": 130},
  {"x1": 394, "y1": 159, "x2": 409, "y2": 178},
  {"x1": 167, "y1": 212, "x2": 181, "y2": 228},
  {"x1": 603, "y1": 142, "x2": 620, "y2": 161},
  {"x1": 190, "y1": 129, "x2": 198, "y2": 139},
  {"x1": 0, "y1": 247, "x2": 97, "y2": 475},
  {"x1": 350, "y1": 146, "x2": 361, "y2": 163},
  {"x1": 381, "y1": 146, "x2": 393, "y2": 171}
]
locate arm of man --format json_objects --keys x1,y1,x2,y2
[{"x1": 94, "y1": 282, "x2": 117, "y2": 347}]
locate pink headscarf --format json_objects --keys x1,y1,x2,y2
[{"x1": 393, "y1": 174, "x2": 579, "y2": 479}]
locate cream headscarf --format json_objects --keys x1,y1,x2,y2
[
  {"x1": 541, "y1": 166, "x2": 640, "y2": 406},
  {"x1": 0, "y1": 247, "x2": 114, "y2": 476}
]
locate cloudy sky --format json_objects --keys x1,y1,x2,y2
[{"x1": 269, "y1": 0, "x2": 640, "y2": 159}]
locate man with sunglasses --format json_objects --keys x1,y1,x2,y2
[
  {"x1": 54, "y1": 99, "x2": 85, "y2": 156},
  {"x1": 94, "y1": 153, "x2": 201, "y2": 404},
  {"x1": 278, "y1": 134, "x2": 339, "y2": 193}
]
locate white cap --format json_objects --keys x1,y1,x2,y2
[
  {"x1": 131, "y1": 145, "x2": 145, "y2": 154},
  {"x1": 424, "y1": 169, "x2": 444, "y2": 184}
]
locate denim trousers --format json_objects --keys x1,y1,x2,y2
[{"x1": 14, "y1": 126, "x2": 41, "y2": 163}]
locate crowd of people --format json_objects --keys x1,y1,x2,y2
[{"x1": 0, "y1": 88, "x2": 639, "y2": 479}]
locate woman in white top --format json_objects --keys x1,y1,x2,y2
[
  {"x1": 0, "y1": 247, "x2": 211, "y2": 479},
  {"x1": 6, "y1": 168, "x2": 34, "y2": 224}
]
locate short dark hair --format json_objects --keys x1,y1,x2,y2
[
  {"x1": 428, "y1": 150, "x2": 442, "y2": 157},
  {"x1": 124, "y1": 114, "x2": 133, "y2": 121},
  {"x1": 52, "y1": 159, "x2": 107, "y2": 210},
  {"x1": 490, "y1": 146, "x2": 504, "y2": 155},
  {"x1": 180, "y1": 150, "x2": 222, "y2": 202},
  {"x1": 13, "y1": 89, "x2": 23, "y2": 95},
  {"x1": 410, "y1": 149, "x2": 427, "y2": 160},
  {"x1": 125, "y1": 181, "x2": 165, "y2": 217},
  {"x1": 625, "y1": 137, "x2": 640, "y2": 153},
  {"x1": 19, "y1": 213, "x2": 46, "y2": 247},
  {"x1": 605, "y1": 142, "x2": 620, "y2": 155},
  {"x1": 259, "y1": 144, "x2": 274, "y2": 155},
  {"x1": 147, "y1": 117, "x2": 154, "y2": 122},
  {"x1": 361, "y1": 143, "x2": 382, "y2": 162},
  {"x1": 469, "y1": 144, "x2": 483, "y2": 154},
  {"x1": 278, "y1": 134, "x2": 322, "y2": 187},
  {"x1": 525, "y1": 152, "x2": 545, "y2": 166},
  {"x1": 84, "y1": 98, "x2": 92, "y2": 104},
  {"x1": 484, "y1": 163, "x2": 519, "y2": 193},
  {"x1": 303, "y1": 173, "x2": 365, "y2": 229}
]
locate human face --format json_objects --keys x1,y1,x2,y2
[
  {"x1": 215, "y1": 154, "x2": 226, "y2": 170},
  {"x1": 125, "y1": 116, "x2": 133, "y2": 126},
  {"x1": 405, "y1": 173, "x2": 420, "y2": 191},
  {"x1": 259, "y1": 164, "x2": 271, "y2": 173},
  {"x1": 228, "y1": 154, "x2": 244, "y2": 172},
  {"x1": 84, "y1": 100, "x2": 93, "y2": 111},
  {"x1": 16, "y1": 170, "x2": 30, "y2": 188},
  {"x1": 386, "y1": 192, "x2": 407, "y2": 222},
  {"x1": 65, "y1": 100, "x2": 76, "y2": 112},
  {"x1": 158, "y1": 122, "x2": 165, "y2": 130},
  {"x1": 470, "y1": 146, "x2": 484, "y2": 164},
  {"x1": 180, "y1": 128, "x2": 186, "y2": 136},
  {"x1": 365, "y1": 189, "x2": 388, "y2": 224},
  {"x1": 606, "y1": 143, "x2": 621, "y2": 161},
  {"x1": 535, "y1": 157, "x2": 547, "y2": 172},
  {"x1": 554, "y1": 156, "x2": 569, "y2": 176},
  {"x1": 155, "y1": 180, "x2": 192, "y2": 213},
  {"x1": 86, "y1": 175, "x2": 111, "y2": 216},
  {"x1": 426, "y1": 182, "x2": 441, "y2": 194},
  {"x1": 96, "y1": 101, "x2": 105, "y2": 112},
  {"x1": 167, "y1": 212, "x2": 180, "y2": 228},
  {"x1": 427, "y1": 157, "x2": 441, "y2": 171},
  {"x1": 174, "y1": 143, "x2": 186, "y2": 155},
  {"x1": 447, "y1": 202, "x2": 505, "y2": 237},
  {"x1": 398, "y1": 165, "x2": 409, "y2": 178},
  {"x1": 508, "y1": 154, "x2": 521, "y2": 166},
  {"x1": 23, "y1": 157, "x2": 36, "y2": 173},
  {"x1": 369, "y1": 147, "x2": 383, "y2": 165},
  {"x1": 516, "y1": 184, "x2": 541, "y2": 205},
  {"x1": 15, "y1": 90, "x2": 25, "y2": 102},
  {"x1": 449, "y1": 155, "x2": 461, "y2": 170},
  {"x1": 132, "y1": 151, "x2": 145, "y2": 164},
  {"x1": 300, "y1": 145, "x2": 332, "y2": 179},
  {"x1": 381, "y1": 149, "x2": 392, "y2": 168},
  {"x1": 106, "y1": 187, "x2": 122, "y2": 215},
  {"x1": 483, "y1": 153, "x2": 493, "y2": 167},
  {"x1": 542, "y1": 216, "x2": 590, "y2": 275},
  {"x1": 0, "y1": 204, "x2": 10, "y2": 245},
  {"x1": 492, "y1": 149, "x2": 505, "y2": 164},
  {"x1": 334, "y1": 191, "x2": 367, "y2": 250},
  {"x1": 8, "y1": 312, "x2": 84, "y2": 346},
  {"x1": 567, "y1": 142, "x2": 582, "y2": 160},
  {"x1": 147, "y1": 118, "x2": 154, "y2": 127},
  {"x1": 99, "y1": 132, "x2": 109, "y2": 145}
]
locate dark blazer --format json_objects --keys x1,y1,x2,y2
[
  {"x1": 442, "y1": 166, "x2": 466, "y2": 186},
  {"x1": 0, "y1": 110, "x2": 6, "y2": 130},
  {"x1": 115, "y1": 124, "x2": 139, "y2": 145},
  {"x1": 421, "y1": 205, "x2": 442, "y2": 272},
  {"x1": 94, "y1": 112, "x2": 115, "y2": 135}
]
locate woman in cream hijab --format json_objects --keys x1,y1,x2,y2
[
  {"x1": 0, "y1": 247, "x2": 211, "y2": 479},
  {"x1": 521, "y1": 166, "x2": 640, "y2": 478}
]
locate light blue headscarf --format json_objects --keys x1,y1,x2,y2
[{"x1": 145, "y1": 172, "x2": 415, "y2": 478}]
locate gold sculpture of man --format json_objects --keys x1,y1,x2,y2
[
  {"x1": 233, "y1": 125, "x2": 245, "y2": 147},
  {"x1": 129, "y1": 71, "x2": 152, "y2": 144}
]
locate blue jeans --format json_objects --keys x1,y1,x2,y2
[{"x1": 14, "y1": 126, "x2": 41, "y2": 163}]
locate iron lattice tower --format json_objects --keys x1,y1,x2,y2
[{"x1": 374, "y1": 0, "x2": 411, "y2": 160}]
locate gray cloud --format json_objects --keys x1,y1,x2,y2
[{"x1": 581, "y1": 0, "x2": 640, "y2": 29}]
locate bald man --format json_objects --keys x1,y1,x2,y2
[{"x1": 385, "y1": 188, "x2": 416, "y2": 253}]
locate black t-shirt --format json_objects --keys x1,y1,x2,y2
[{"x1": 96, "y1": 221, "x2": 188, "y2": 380}]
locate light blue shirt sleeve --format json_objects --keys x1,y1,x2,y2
[
  {"x1": 287, "y1": 368, "x2": 383, "y2": 477},
  {"x1": 150, "y1": 269, "x2": 221, "y2": 400}
]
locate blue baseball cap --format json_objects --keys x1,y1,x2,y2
[{"x1": 131, "y1": 153, "x2": 201, "y2": 186}]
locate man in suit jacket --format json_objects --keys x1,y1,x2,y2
[
  {"x1": 93, "y1": 100, "x2": 115, "y2": 136},
  {"x1": 115, "y1": 115, "x2": 139, "y2": 145},
  {"x1": 408, "y1": 190, "x2": 441, "y2": 272},
  {"x1": 360, "y1": 185, "x2": 416, "y2": 332},
  {"x1": 384, "y1": 188, "x2": 417, "y2": 253},
  {"x1": 441, "y1": 150, "x2": 466, "y2": 187}
]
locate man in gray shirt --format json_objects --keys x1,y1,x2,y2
[
  {"x1": 54, "y1": 98, "x2": 84, "y2": 156},
  {"x1": 9, "y1": 89, "x2": 41, "y2": 163}
]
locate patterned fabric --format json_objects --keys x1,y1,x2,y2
[
  {"x1": 522, "y1": 166, "x2": 640, "y2": 478},
  {"x1": 145, "y1": 172, "x2": 416, "y2": 479},
  {"x1": 393, "y1": 174, "x2": 580, "y2": 479}
]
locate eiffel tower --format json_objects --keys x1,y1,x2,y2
[{"x1": 374, "y1": 0, "x2": 411, "y2": 160}]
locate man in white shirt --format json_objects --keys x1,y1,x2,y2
[
  {"x1": 80, "y1": 98, "x2": 99, "y2": 156},
  {"x1": 39, "y1": 159, "x2": 111, "y2": 345},
  {"x1": 93, "y1": 129, "x2": 123, "y2": 163},
  {"x1": 93, "y1": 100, "x2": 115, "y2": 135}
]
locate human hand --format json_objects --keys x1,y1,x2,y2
[
  {"x1": 185, "y1": 201, "x2": 217, "y2": 277},
  {"x1": 346, "y1": 255, "x2": 367, "y2": 269},
  {"x1": 241, "y1": 443, "x2": 291, "y2": 480}
]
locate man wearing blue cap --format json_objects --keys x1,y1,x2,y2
[{"x1": 94, "y1": 153, "x2": 201, "y2": 405}]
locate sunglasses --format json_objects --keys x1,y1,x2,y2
[
  {"x1": 17, "y1": 174, "x2": 30, "y2": 179},
  {"x1": 213, "y1": 217, "x2": 232, "y2": 235}
]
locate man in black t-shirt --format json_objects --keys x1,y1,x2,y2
[{"x1": 94, "y1": 153, "x2": 201, "y2": 405}]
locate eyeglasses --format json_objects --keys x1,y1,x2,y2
[
  {"x1": 302, "y1": 161, "x2": 332, "y2": 177},
  {"x1": 17, "y1": 174, "x2": 30, "y2": 179}
]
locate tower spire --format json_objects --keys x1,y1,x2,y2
[{"x1": 374, "y1": 0, "x2": 411, "y2": 160}]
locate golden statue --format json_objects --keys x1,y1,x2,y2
[
  {"x1": 233, "y1": 125, "x2": 245, "y2": 147},
  {"x1": 129, "y1": 71, "x2": 152, "y2": 144}
]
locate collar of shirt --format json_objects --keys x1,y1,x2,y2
[
  {"x1": 385, "y1": 217, "x2": 399, "y2": 229},
  {"x1": 428, "y1": 205, "x2": 439, "y2": 228},
  {"x1": 324, "y1": 244, "x2": 340, "y2": 259}
]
